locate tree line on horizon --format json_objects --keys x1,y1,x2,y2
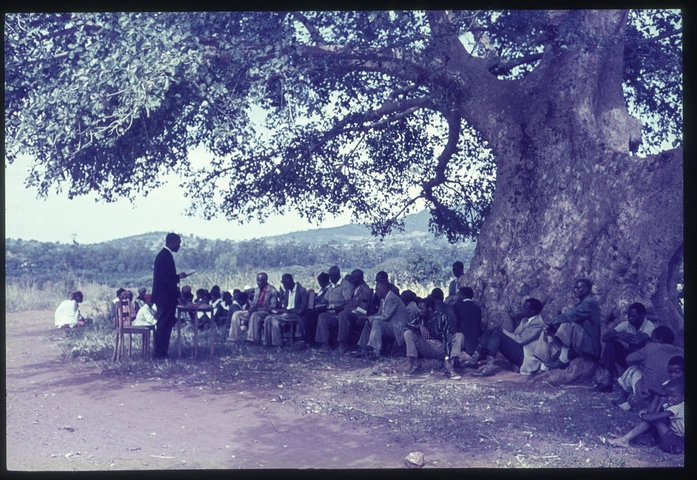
[{"x1": 5, "y1": 236, "x2": 475, "y2": 289}]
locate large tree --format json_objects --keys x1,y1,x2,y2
[{"x1": 5, "y1": 11, "x2": 683, "y2": 358}]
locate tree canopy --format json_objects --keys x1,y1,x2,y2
[{"x1": 5, "y1": 10, "x2": 681, "y2": 242}]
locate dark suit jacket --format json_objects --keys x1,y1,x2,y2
[
  {"x1": 152, "y1": 248, "x2": 179, "y2": 307},
  {"x1": 278, "y1": 283, "x2": 309, "y2": 316},
  {"x1": 453, "y1": 298, "x2": 482, "y2": 355}
]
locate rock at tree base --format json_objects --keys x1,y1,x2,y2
[{"x1": 405, "y1": 451, "x2": 425, "y2": 468}]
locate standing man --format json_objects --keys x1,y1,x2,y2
[
  {"x1": 445, "y1": 261, "x2": 465, "y2": 304},
  {"x1": 538, "y1": 278, "x2": 601, "y2": 370},
  {"x1": 152, "y1": 233, "x2": 190, "y2": 359}
]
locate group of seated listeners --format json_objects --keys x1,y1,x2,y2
[{"x1": 53, "y1": 261, "x2": 684, "y2": 455}]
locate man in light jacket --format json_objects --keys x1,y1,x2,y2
[{"x1": 355, "y1": 281, "x2": 409, "y2": 359}]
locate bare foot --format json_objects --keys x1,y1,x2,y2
[{"x1": 607, "y1": 438, "x2": 630, "y2": 448}]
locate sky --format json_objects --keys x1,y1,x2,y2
[{"x1": 4, "y1": 153, "x2": 354, "y2": 245}]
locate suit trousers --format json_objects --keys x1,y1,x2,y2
[
  {"x1": 357, "y1": 318, "x2": 395, "y2": 352},
  {"x1": 266, "y1": 312, "x2": 303, "y2": 346},
  {"x1": 154, "y1": 303, "x2": 177, "y2": 358},
  {"x1": 228, "y1": 310, "x2": 250, "y2": 343},
  {"x1": 338, "y1": 310, "x2": 367, "y2": 343},
  {"x1": 315, "y1": 311, "x2": 339, "y2": 345},
  {"x1": 479, "y1": 327, "x2": 524, "y2": 367},
  {"x1": 247, "y1": 311, "x2": 272, "y2": 344}
]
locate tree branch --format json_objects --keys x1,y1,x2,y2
[
  {"x1": 488, "y1": 52, "x2": 544, "y2": 75},
  {"x1": 290, "y1": 11, "x2": 325, "y2": 46}
]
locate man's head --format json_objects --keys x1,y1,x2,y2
[
  {"x1": 72, "y1": 291, "x2": 84, "y2": 303},
  {"x1": 144, "y1": 293, "x2": 152, "y2": 305},
  {"x1": 627, "y1": 302, "x2": 646, "y2": 327},
  {"x1": 328, "y1": 266, "x2": 341, "y2": 284},
  {"x1": 375, "y1": 281, "x2": 391, "y2": 299},
  {"x1": 181, "y1": 285, "x2": 192, "y2": 294},
  {"x1": 349, "y1": 269, "x2": 364, "y2": 285},
  {"x1": 281, "y1": 273, "x2": 295, "y2": 291},
  {"x1": 458, "y1": 286, "x2": 474, "y2": 300},
  {"x1": 165, "y1": 233, "x2": 181, "y2": 252},
  {"x1": 667, "y1": 355, "x2": 684, "y2": 381},
  {"x1": 663, "y1": 378, "x2": 684, "y2": 407},
  {"x1": 138, "y1": 287, "x2": 147, "y2": 297},
  {"x1": 222, "y1": 291, "x2": 233, "y2": 304},
  {"x1": 375, "y1": 271, "x2": 389, "y2": 283},
  {"x1": 573, "y1": 279, "x2": 592, "y2": 299},
  {"x1": 116, "y1": 287, "x2": 125, "y2": 298},
  {"x1": 400, "y1": 290, "x2": 417, "y2": 306},
  {"x1": 119, "y1": 289, "x2": 130, "y2": 300},
  {"x1": 317, "y1": 272, "x2": 330, "y2": 289},
  {"x1": 418, "y1": 297, "x2": 435, "y2": 318},
  {"x1": 523, "y1": 298, "x2": 543, "y2": 317},
  {"x1": 452, "y1": 261, "x2": 464, "y2": 278},
  {"x1": 237, "y1": 291, "x2": 249, "y2": 305},
  {"x1": 651, "y1": 326, "x2": 674, "y2": 345},
  {"x1": 430, "y1": 288, "x2": 444, "y2": 302},
  {"x1": 256, "y1": 272, "x2": 269, "y2": 289}
]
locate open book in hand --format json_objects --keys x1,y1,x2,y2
[{"x1": 352, "y1": 307, "x2": 367, "y2": 315}]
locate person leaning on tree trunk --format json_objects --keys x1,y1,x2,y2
[
  {"x1": 534, "y1": 278, "x2": 601, "y2": 371},
  {"x1": 594, "y1": 302, "x2": 655, "y2": 392}
]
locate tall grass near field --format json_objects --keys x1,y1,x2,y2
[{"x1": 4, "y1": 277, "x2": 114, "y2": 314}]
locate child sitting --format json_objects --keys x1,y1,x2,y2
[
  {"x1": 646, "y1": 356, "x2": 684, "y2": 414},
  {"x1": 608, "y1": 378, "x2": 684, "y2": 454}
]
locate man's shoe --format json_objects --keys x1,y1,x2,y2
[
  {"x1": 451, "y1": 357, "x2": 460, "y2": 369},
  {"x1": 354, "y1": 348, "x2": 372, "y2": 358},
  {"x1": 542, "y1": 358, "x2": 570, "y2": 370},
  {"x1": 446, "y1": 370, "x2": 462, "y2": 380},
  {"x1": 471, "y1": 364, "x2": 496, "y2": 377},
  {"x1": 406, "y1": 364, "x2": 423, "y2": 375},
  {"x1": 462, "y1": 356, "x2": 479, "y2": 368},
  {"x1": 593, "y1": 383, "x2": 614, "y2": 393}
]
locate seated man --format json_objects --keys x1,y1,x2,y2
[
  {"x1": 431, "y1": 288, "x2": 457, "y2": 334},
  {"x1": 368, "y1": 271, "x2": 400, "y2": 315},
  {"x1": 225, "y1": 291, "x2": 248, "y2": 334},
  {"x1": 355, "y1": 280, "x2": 409, "y2": 359},
  {"x1": 304, "y1": 272, "x2": 330, "y2": 346},
  {"x1": 214, "y1": 291, "x2": 233, "y2": 328},
  {"x1": 452, "y1": 286, "x2": 482, "y2": 357},
  {"x1": 464, "y1": 298, "x2": 546, "y2": 377},
  {"x1": 228, "y1": 273, "x2": 279, "y2": 344},
  {"x1": 595, "y1": 302, "x2": 655, "y2": 392},
  {"x1": 400, "y1": 290, "x2": 420, "y2": 319},
  {"x1": 315, "y1": 266, "x2": 355, "y2": 350},
  {"x1": 336, "y1": 269, "x2": 373, "y2": 353},
  {"x1": 538, "y1": 278, "x2": 601, "y2": 370},
  {"x1": 55, "y1": 291, "x2": 86, "y2": 329},
  {"x1": 265, "y1": 273, "x2": 308, "y2": 348},
  {"x1": 134, "y1": 287, "x2": 148, "y2": 312},
  {"x1": 613, "y1": 326, "x2": 683, "y2": 410},
  {"x1": 403, "y1": 297, "x2": 462, "y2": 380},
  {"x1": 132, "y1": 294, "x2": 157, "y2": 326}
]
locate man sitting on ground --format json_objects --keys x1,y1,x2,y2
[
  {"x1": 595, "y1": 302, "x2": 655, "y2": 392},
  {"x1": 55, "y1": 291, "x2": 87, "y2": 329},
  {"x1": 355, "y1": 280, "x2": 409, "y2": 359},
  {"x1": 403, "y1": 297, "x2": 461, "y2": 380},
  {"x1": 464, "y1": 298, "x2": 546, "y2": 377},
  {"x1": 452, "y1": 286, "x2": 482, "y2": 358},
  {"x1": 537, "y1": 278, "x2": 601, "y2": 371},
  {"x1": 613, "y1": 326, "x2": 683, "y2": 411},
  {"x1": 266, "y1": 273, "x2": 308, "y2": 348}
]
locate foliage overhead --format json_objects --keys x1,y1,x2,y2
[{"x1": 4, "y1": 10, "x2": 682, "y2": 241}]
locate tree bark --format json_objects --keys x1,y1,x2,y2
[{"x1": 453, "y1": 11, "x2": 683, "y2": 381}]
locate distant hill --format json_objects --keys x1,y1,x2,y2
[{"x1": 103, "y1": 209, "x2": 469, "y2": 248}]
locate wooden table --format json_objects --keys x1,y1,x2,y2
[{"x1": 176, "y1": 304, "x2": 215, "y2": 359}]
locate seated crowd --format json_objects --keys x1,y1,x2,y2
[{"x1": 55, "y1": 261, "x2": 684, "y2": 455}]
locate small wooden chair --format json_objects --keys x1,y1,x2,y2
[
  {"x1": 113, "y1": 298, "x2": 152, "y2": 361},
  {"x1": 282, "y1": 291, "x2": 315, "y2": 346}
]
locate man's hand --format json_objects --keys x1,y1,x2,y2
[
  {"x1": 419, "y1": 325, "x2": 430, "y2": 340},
  {"x1": 616, "y1": 332, "x2": 634, "y2": 343}
]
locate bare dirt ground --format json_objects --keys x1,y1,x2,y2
[{"x1": 5, "y1": 310, "x2": 684, "y2": 471}]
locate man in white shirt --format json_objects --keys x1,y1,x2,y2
[
  {"x1": 595, "y1": 302, "x2": 656, "y2": 392},
  {"x1": 55, "y1": 291, "x2": 86, "y2": 329},
  {"x1": 133, "y1": 294, "x2": 157, "y2": 326}
]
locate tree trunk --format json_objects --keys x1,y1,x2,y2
[{"x1": 457, "y1": 11, "x2": 683, "y2": 382}]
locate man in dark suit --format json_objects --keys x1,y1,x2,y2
[
  {"x1": 453, "y1": 286, "x2": 482, "y2": 357},
  {"x1": 151, "y1": 233, "x2": 190, "y2": 359}
]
